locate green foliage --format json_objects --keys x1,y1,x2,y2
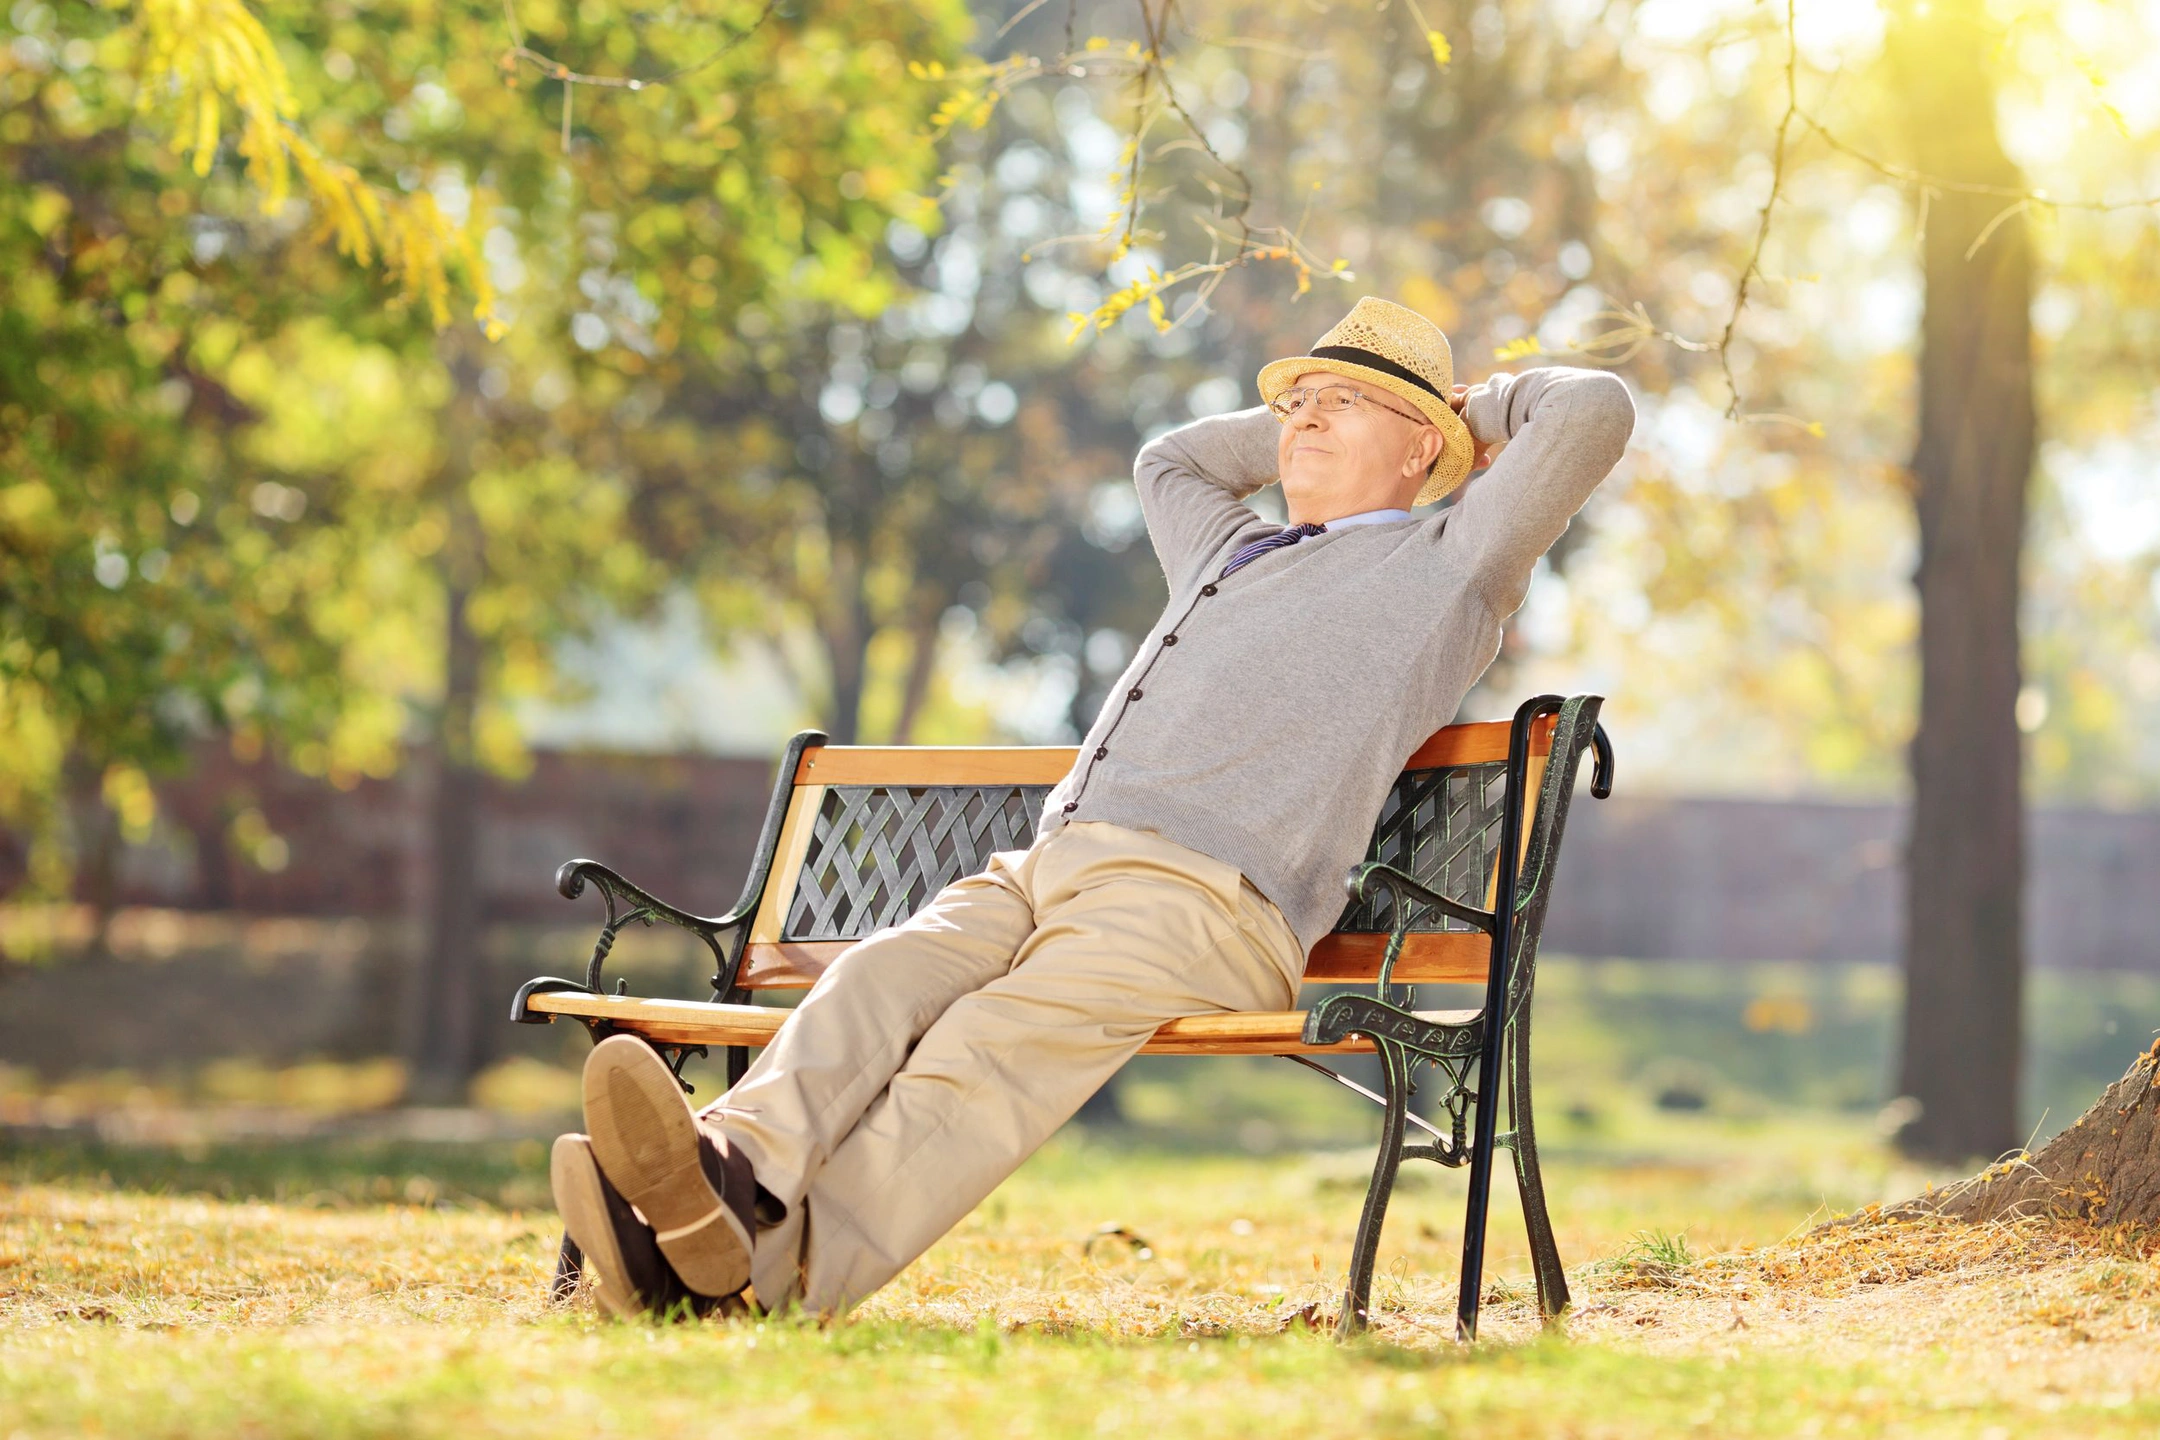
[
  {"x1": 0, "y1": 0, "x2": 975, "y2": 890},
  {"x1": 0, "y1": 61, "x2": 361, "y2": 886}
]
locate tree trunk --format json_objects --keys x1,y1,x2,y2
[
  {"x1": 889, "y1": 590, "x2": 946, "y2": 745},
  {"x1": 1886, "y1": 0, "x2": 2037, "y2": 1164},
  {"x1": 821, "y1": 539, "x2": 872, "y2": 745},
  {"x1": 404, "y1": 346, "x2": 490, "y2": 1105},
  {"x1": 406, "y1": 577, "x2": 486, "y2": 1103},
  {"x1": 1884, "y1": 1040, "x2": 2160, "y2": 1227},
  {"x1": 68, "y1": 758, "x2": 119, "y2": 962}
]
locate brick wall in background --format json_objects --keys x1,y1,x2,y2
[
  {"x1": 1544, "y1": 795, "x2": 2160, "y2": 974},
  {"x1": 0, "y1": 744, "x2": 778, "y2": 924},
  {"x1": 7, "y1": 747, "x2": 2159, "y2": 973}
]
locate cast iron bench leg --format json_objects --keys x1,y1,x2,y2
[
  {"x1": 550, "y1": 1232, "x2": 584, "y2": 1304},
  {"x1": 1508, "y1": 1019, "x2": 1570, "y2": 1319},
  {"x1": 1335, "y1": 1039, "x2": 1413, "y2": 1339}
]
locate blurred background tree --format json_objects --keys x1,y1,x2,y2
[{"x1": 0, "y1": 0, "x2": 973, "y2": 1093}]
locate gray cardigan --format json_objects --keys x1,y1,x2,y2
[{"x1": 1036, "y1": 365, "x2": 1637, "y2": 957}]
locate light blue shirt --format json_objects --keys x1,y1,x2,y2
[{"x1": 1322, "y1": 508, "x2": 1414, "y2": 529}]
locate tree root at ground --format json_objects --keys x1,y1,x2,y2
[{"x1": 1862, "y1": 1038, "x2": 2160, "y2": 1229}]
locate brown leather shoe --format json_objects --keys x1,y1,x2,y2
[
  {"x1": 550, "y1": 1133, "x2": 731, "y2": 1321},
  {"x1": 582, "y1": 1035, "x2": 757, "y2": 1298}
]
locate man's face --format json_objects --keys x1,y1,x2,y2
[{"x1": 1274, "y1": 370, "x2": 1442, "y2": 520}]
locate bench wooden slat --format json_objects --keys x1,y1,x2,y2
[
  {"x1": 1403, "y1": 712, "x2": 1555, "y2": 770},
  {"x1": 794, "y1": 746, "x2": 1081, "y2": 786},
  {"x1": 745, "y1": 784, "x2": 825, "y2": 947},
  {"x1": 1301, "y1": 931, "x2": 1491, "y2": 984},
  {"x1": 523, "y1": 991, "x2": 1477, "y2": 1056},
  {"x1": 787, "y1": 717, "x2": 1556, "y2": 788},
  {"x1": 736, "y1": 930, "x2": 1494, "y2": 991}
]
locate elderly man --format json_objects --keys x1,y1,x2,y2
[{"x1": 548, "y1": 295, "x2": 1636, "y2": 1321}]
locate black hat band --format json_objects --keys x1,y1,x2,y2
[{"x1": 1306, "y1": 345, "x2": 1447, "y2": 404}]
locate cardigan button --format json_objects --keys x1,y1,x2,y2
[
  {"x1": 1127, "y1": 687, "x2": 1143, "y2": 701},
  {"x1": 1093, "y1": 746, "x2": 1108, "y2": 761},
  {"x1": 1161, "y1": 634, "x2": 1178, "y2": 646},
  {"x1": 1061, "y1": 802, "x2": 1077, "y2": 814},
  {"x1": 1200, "y1": 584, "x2": 1218, "y2": 597}
]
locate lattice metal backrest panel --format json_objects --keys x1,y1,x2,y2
[
  {"x1": 780, "y1": 763, "x2": 1510, "y2": 942},
  {"x1": 1334, "y1": 761, "x2": 1510, "y2": 933},
  {"x1": 785, "y1": 785, "x2": 1050, "y2": 941}
]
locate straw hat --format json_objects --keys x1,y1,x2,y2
[{"x1": 1255, "y1": 296, "x2": 1477, "y2": 506}]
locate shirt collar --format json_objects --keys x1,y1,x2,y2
[{"x1": 1317, "y1": 507, "x2": 1415, "y2": 529}]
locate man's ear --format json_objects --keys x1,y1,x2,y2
[{"x1": 1403, "y1": 425, "x2": 1443, "y2": 478}]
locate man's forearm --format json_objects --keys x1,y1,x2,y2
[
  {"x1": 1445, "y1": 366, "x2": 1636, "y2": 613},
  {"x1": 1136, "y1": 406, "x2": 1281, "y2": 502},
  {"x1": 1131, "y1": 406, "x2": 1282, "y2": 590},
  {"x1": 1459, "y1": 368, "x2": 1598, "y2": 450}
]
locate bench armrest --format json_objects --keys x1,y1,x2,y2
[
  {"x1": 552, "y1": 859, "x2": 748, "y2": 999},
  {"x1": 555, "y1": 858, "x2": 750, "y2": 935},
  {"x1": 1345, "y1": 861, "x2": 1498, "y2": 936},
  {"x1": 1343, "y1": 861, "x2": 1497, "y2": 1003},
  {"x1": 531, "y1": 729, "x2": 828, "y2": 1012}
]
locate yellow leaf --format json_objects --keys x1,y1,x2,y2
[
  {"x1": 192, "y1": 88, "x2": 220, "y2": 175},
  {"x1": 25, "y1": 187, "x2": 70, "y2": 237},
  {"x1": 101, "y1": 764, "x2": 158, "y2": 843}
]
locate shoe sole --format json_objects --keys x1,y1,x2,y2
[
  {"x1": 549, "y1": 1134, "x2": 645, "y2": 1320},
  {"x1": 582, "y1": 1035, "x2": 752, "y2": 1297}
]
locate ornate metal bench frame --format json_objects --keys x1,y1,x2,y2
[{"x1": 511, "y1": 693, "x2": 1612, "y2": 1341}]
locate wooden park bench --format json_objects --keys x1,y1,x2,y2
[{"x1": 512, "y1": 693, "x2": 1612, "y2": 1339}]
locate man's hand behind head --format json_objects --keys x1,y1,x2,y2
[{"x1": 1448, "y1": 384, "x2": 1504, "y2": 471}]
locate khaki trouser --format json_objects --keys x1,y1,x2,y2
[{"x1": 700, "y1": 819, "x2": 1305, "y2": 1315}]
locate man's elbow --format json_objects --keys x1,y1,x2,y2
[
  {"x1": 1574, "y1": 369, "x2": 1635, "y2": 437},
  {"x1": 1132, "y1": 442, "x2": 1182, "y2": 506},
  {"x1": 1132, "y1": 419, "x2": 1196, "y2": 485},
  {"x1": 1562, "y1": 370, "x2": 1635, "y2": 474}
]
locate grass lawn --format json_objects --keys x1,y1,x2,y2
[{"x1": 7, "y1": 1093, "x2": 2160, "y2": 1439}]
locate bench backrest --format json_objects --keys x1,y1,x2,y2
[{"x1": 734, "y1": 715, "x2": 1559, "y2": 989}]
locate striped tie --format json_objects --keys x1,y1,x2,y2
[{"x1": 1220, "y1": 522, "x2": 1328, "y2": 580}]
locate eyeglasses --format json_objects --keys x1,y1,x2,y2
[{"x1": 1268, "y1": 383, "x2": 1429, "y2": 427}]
